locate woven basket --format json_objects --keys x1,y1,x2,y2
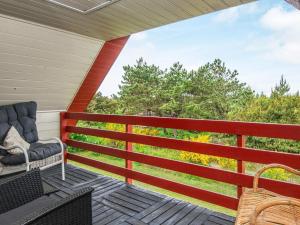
[{"x1": 235, "y1": 164, "x2": 300, "y2": 225}]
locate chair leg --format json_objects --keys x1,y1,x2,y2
[{"x1": 62, "y1": 160, "x2": 65, "y2": 180}]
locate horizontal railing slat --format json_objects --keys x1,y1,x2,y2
[
  {"x1": 66, "y1": 139, "x2": 246, "y2": 186},
  {"x1": 65, "y1": 112, "x2": 300, "y2": 140},
  {"x1": 66, "y1": 139, "x2": 300, "y2": 199},
  {"x1": 66, "y1": 126, "x2": 300, "y2": 169},
  {"x1": 67, "y1": 153, "x2": 239, "y2": 209}
]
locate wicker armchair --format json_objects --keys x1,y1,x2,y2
[
  {"x1": 0, "y1": 169, "x2": 93, "y2": 225},
  {"x1": 235, "y1": 164, "x2": 300, "y2": 225}
]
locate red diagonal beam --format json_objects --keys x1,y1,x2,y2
[{"x1": 68, "y1": 36, "x2": 129, "y2": 112}]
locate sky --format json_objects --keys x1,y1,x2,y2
[{"x1": 99, "y1": 0, "x2": 300, "y2": 96}]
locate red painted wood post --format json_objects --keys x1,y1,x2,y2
[
  {"x1": 237, "y1": 134, "x2": 246, "y2": 198},
  {"x1": 125, "y1": 124, "x2": 133, "y2": 184},
  {"x1": 60, "y1": 112, "x2": 68, "y2": 163}
]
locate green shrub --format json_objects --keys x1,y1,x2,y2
[{"x1": 262, "y1": 168, "x2": 291, "y2": 181}]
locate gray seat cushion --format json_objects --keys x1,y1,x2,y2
[
  {"x1": 0, "y1": 143, "x2": 63, "y2": 166},
  {"x1": 0, "y1": 195, "x2": 55, "y2": 225}
]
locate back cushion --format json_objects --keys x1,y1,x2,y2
[
  {"x1": 0, "y1": 102, "x2": 38, "y2": 145},
  {"x1": 14, "y1": 102, "x2": 38, "y2": 143},
  {"x1": 0, "y1": 106, "x2": 14, "y2": 145}
]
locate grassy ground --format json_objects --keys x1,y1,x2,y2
[{"x1": 69, "y1": 151, "x2": 237, "y2": 217}]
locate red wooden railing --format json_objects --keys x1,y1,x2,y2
[{"x1": 60, "y1": 112, "x2": 300, "y2": 210}]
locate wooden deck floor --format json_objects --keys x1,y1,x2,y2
[{"x1": 41, "y1": 164, "x2": 235, "y2": 225}]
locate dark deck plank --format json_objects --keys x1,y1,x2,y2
[
  {"x1": 176, "y1": 207, "x2": 206, "y2": 225},
  {"x1": 149, "y1": 201, "x2": 188, "y2": 225},
  {"x1": 142, "y1": 199, "x2": 180, "y2": 223},
  {"x1": 41, "y1": 164, "x2": 235, "y2": 225},
  {"x1": 163, "y1": 204, "x2": 197, "y2": 225}
]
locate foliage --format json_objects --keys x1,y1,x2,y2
[
  {"x1": 246, "y1": 136, "x2": 300, "y2": 154},
  {"x1": 180, "y1": 134, "x2": 236, "y2": 170},
  {"x1": 271, "y1": 75, "x2": 291, "y2": 97},
  {"x1": 133, "y1": 126, "x2": 160, "y2": 136},
  {"x1": 103, "y1": 58, "x2": 254, "y2": 119},
  {"x1": 180, "y1": 135, "x2": 211, "y2": 166},
  {"x1": 230, "y1": 76, "x2": 300, "y2": 153},
  {"x1": 87, "y1": 92, "x2": 120, "y2": 114},
  {"x1": 229, "y1": 93, "x2": 300, "y2": 125},
  {"x1": 67, "y1": 133, "x2": 87, "y2": 153},
  {"x1": 216, "y1": 158, "x2": 236, "y2": 171},
  {"x1": 118, "y1": 58, "x2": 163, "y2": 115},
  {"x1": 182, "y1": 59, "x2": 254, "y2": 119},
  {"x1": 262, "y1": 168, "x2": 291, "y2": 181},
  {"x1": 158, "y1": 62, "x2": 189, "y2": 117},
  {"x1": 100, "y1": 123, "x2": 125, "y2": 149},
  {"x1": 104, "y1": 123, "x2": 124, "y2": 132}
]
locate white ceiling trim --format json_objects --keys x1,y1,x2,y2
[{"x1": 45, "y1": 0, "x2": 121, "y2": 14}]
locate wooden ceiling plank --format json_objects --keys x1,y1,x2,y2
[
  {"x1": 94, "y1": 4, "x2": 152, "y2": 30},
  {"x1": 0, "y1": 0, "x2": 126, "y2": 39},
  {"x1": 172, "y1": 0, "x2": 206, "y2": 16},
  {"x1": 0, "y1": 0, "x2": 255, "y2": 40},
  {"x1": 136, "y1": 0, "x2": 178, "y2": 22},
  {"x1": 117, "y1": 0, "x2": 167, "y2": 26},
  {"x1": 207, "y1": 0, "x2": 229, "y2": 9},
  {"x1": 166, "y1": 0, "x2": 195, "y2": 17}
]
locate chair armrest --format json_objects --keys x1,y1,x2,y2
[
  {"x1": 14, "y1": 187, "x2": 94, "y2": 225},
  {"x1": 0, "y1": 169, "x2": 44, "y2": 214},
  {"x1": 249, "y1": 197, "x2": 300, "y2": 225},
  {"x1": 253, "y1": 164, "x2": 300, "y2": 192},
  {"x1": 0, "y1": 145, "x2": 29, "y2": 165}
]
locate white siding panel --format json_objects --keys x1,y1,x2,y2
[
  {"x1": 36, "y1": 111, "x2": 61, "y2": 139},
  {"x1": 0, "y1": 15, "x2": 104, "y2": 111}
]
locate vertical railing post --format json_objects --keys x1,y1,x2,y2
[
  {"x1": 60, "y1": 112, "x2": 68, "y2": 163},
  {"x1": 237, "y1": 134, "x2": 246, "y2": 198},
  {"x1": 125, "y1": 124, "x2": 133, "y2": 184}
]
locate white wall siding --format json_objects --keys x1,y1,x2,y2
[
  {"x1": 36, "y1": 111, "x2": 61, "y2": 139},
  {"x1": 0, "y1": 14, "x2": 104, "y2": 111}
]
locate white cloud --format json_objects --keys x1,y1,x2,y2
[
  {"x1": 258, "y1": 6, "x2": 300, "y2": 64},
  {"x1": 261, "y1": 6, "x2": 300, "y2": 32}
]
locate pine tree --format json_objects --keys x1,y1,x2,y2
[{"x1": 271, "y1": 75, "x2": 290, "y2": 97}]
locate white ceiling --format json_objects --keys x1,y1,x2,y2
[{"x1": 0, "y1": 0, "x2": 254, "y2": 40}]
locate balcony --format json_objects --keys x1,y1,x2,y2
[
  {"x1": 57, "y1": 112, "x2": 300, "y2": 224},
  {"x1": 0, "y1": 1, "x2": 299, "y2": 224}
]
